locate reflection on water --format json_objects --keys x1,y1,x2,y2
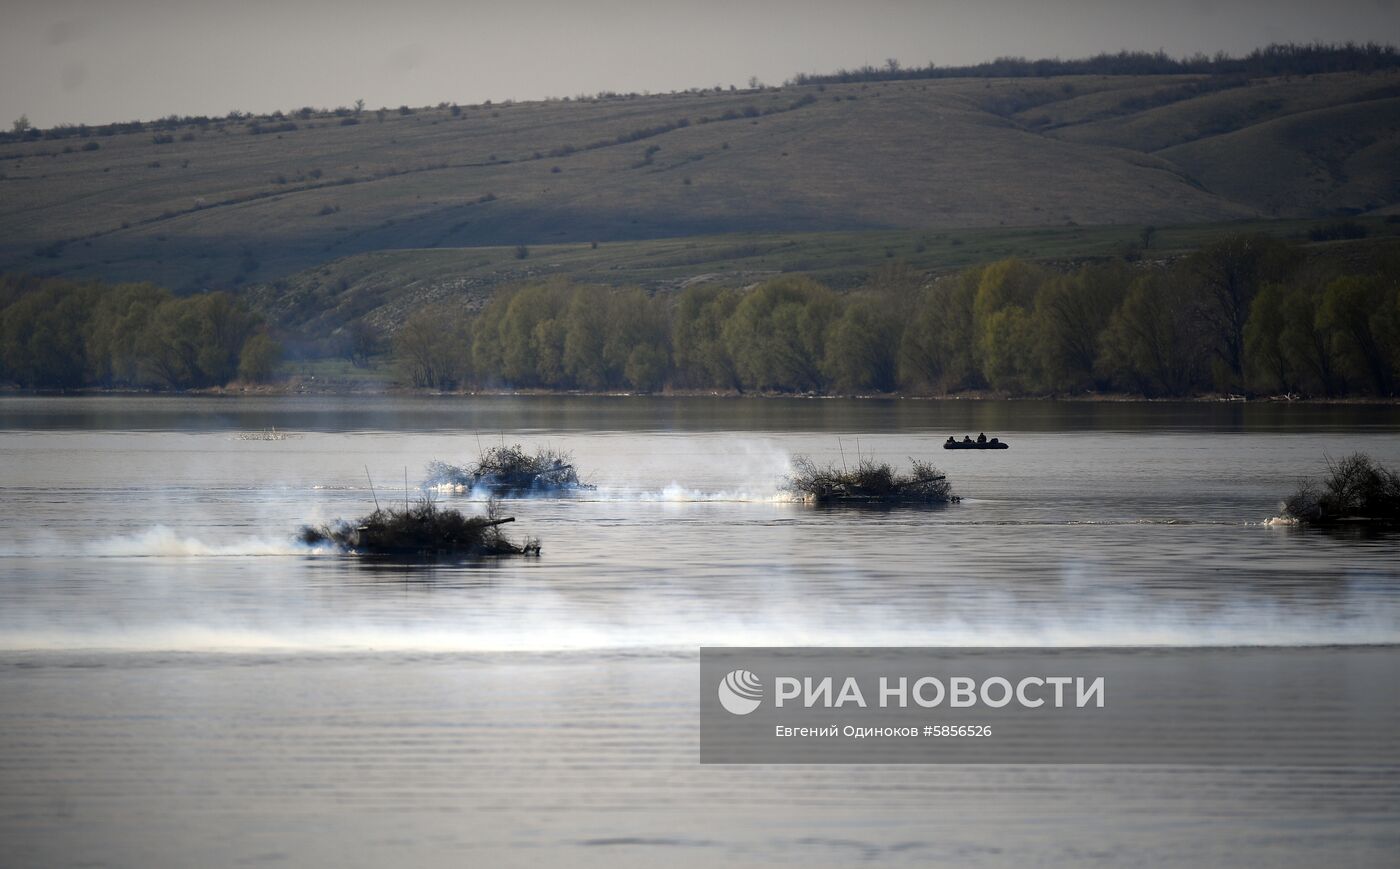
[
  {"x1": 3, "y1": 392, "x2": 1400, "y2": 433},
  {"x1": 1, "y1": 396, "x2": 1398, "y2": 867}
]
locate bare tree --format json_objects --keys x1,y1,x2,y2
[{"x1": 1186, "y1": 235, "x2": 1297, "y2": 388}]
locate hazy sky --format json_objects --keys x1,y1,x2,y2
[{"x1": 5, "y1": 0, "x2": 1400, "y2": 127}]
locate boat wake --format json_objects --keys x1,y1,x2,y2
[
  {"x1": 3, "y1": 601, "x2": 1398, "y2": 654},
  {"x1": 81, "y1": 526, "x2": 324, "y2": 558},
  {"x1": 593, "y1": 483, "x2": 795, "y2": 503},
  {"x1": 427, "y1": 481, "x2": 796, "y2": 503}
]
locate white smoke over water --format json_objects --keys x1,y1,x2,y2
[
  {"x1": 426, "y1": 437, "x2": 798, "y2": 502},
  {"x1": 2, "y1": 594, "x2": 1397, "y2": 654},
  {"x1": 80, "y1": 526, "x2": 325, "y2": 557}
]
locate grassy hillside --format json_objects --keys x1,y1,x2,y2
[
  {"x1": 4, "y1": 69, "x2": 1394, "y2": 290},
  {"x1": 1040, "y1": 71, "x2": 1400, "y2": 216},
  {"x1": 1157, "y1": 98, "x2": 1400, "y2": 215},
  {"x1": 1040, "y1": 71, "x2": 1400, "y2": 151}
]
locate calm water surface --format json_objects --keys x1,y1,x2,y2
[{"x1": 1, "y1": 396, "x2": 1398, "y2": 867}]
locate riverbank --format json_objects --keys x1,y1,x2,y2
[{"x1": 5, "y1": 381, "x2": 1398, "y2": 405}]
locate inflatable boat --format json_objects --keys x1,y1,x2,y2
[{"x1": 943, "y1": 438, "x2": 1009, "y2": 450}]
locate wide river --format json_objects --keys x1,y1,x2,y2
[{"x1": 1, "y1": 395, "x2": 1398, "y2": 867}]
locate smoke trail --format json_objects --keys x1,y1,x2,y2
[
  {"x1": 3, "y1": 592, "x2": 1397, "y2": 653},
  {"x1": 81, "y1": 526, "x2": 325, "y2": 557}
]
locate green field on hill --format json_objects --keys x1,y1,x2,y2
[{"x1": 4, "y1": 66, "x2": 1399, "y2": 296}]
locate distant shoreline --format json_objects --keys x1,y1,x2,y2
[{"x1": 4, "y1": 384, "x2": 1398, "y2": 405}]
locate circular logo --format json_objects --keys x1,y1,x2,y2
[{"x1": 718, "y1": 669, "x2": 763, "y2": 715}]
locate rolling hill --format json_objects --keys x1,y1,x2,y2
[{"x1": 2, "y1": 66, "x2": 1399, "y2": 340}]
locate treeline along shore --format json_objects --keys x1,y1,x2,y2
[
  {"x1": 2, "y1": 233, "x2": 1398, "y2": 398},
  {"x1": 359, "y1": 233, "x2": 1400, "y2": 399},
  {"x1": 0, "y1": 275, "x2": 277, "y2": 389}
]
